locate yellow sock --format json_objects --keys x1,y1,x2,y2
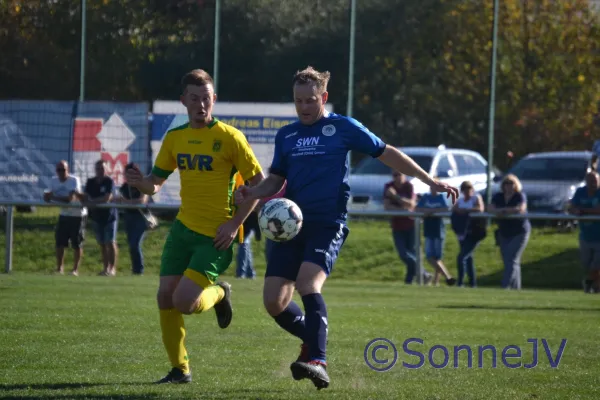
[
  {"x1": 194, "y1": 285, "x2": 225, "y2": 314},
  {"x1": 159, "y1": 308, "x2": 190, "y2": 374}
]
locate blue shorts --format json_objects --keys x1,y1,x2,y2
[
  {"x1": 266, "y1": 223, "x2": 349, "y2": 281},
  {"x1": 424, "y1": 237, "x2": 444, "y2": 260},
  {"x1": 93, "y1": 219, "x2": 117, "y2": 244}
]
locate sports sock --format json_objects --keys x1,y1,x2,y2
[
  {"x1": 159, "y1": 308, "x2": 190, "y2": 374},
  {"x1": 194, "y1": 285, "x2": 225, "y2": 314},
  {"x1": 302, "y1": 293, "x2": 328, "y2": 363},
  {"x1": 273, "y1": 301, "x2": 307, "y2": 342}
]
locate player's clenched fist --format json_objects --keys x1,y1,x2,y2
[
  {"x1": 234, "y1": 185, "x2": 253, "y2": 205},
  {"x1": 125, "y1": 164, "x2": 143, "y2": 186}
]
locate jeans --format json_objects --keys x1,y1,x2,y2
[
  {"x1": 124, "y1": 212, "x2": 147, "y2": 274},
  {"x1": 393, "y1": 229, "x2": 419, "y2": 284},
  {"x1": 236, "y1": 231, "x2": 256, "y2": 278},
  {"x1": 499, "y1": 232, "x2": 530, "y2": 289},
  {"x1": 93, "y1": 218, "x2": 117, "y2": 244},
  {"x1": 457, "y1": 237, "x2": 480, "y2": 287}
]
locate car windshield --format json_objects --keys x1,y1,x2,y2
[
  {"x1": 353, "y1": 155, "x2": 433, "y2": 175},
  {"x1": 508, "y1": 157, "x2": 588, "y2": 181}
]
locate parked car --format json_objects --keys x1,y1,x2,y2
[
  {"x1": 490, "y1": 151, "x2": 592, "y2": 216},
  {"x1": 349, "y1": 145, "x2": 493, "y2": 210}
]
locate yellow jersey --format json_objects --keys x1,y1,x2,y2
[{"x1": 152, "y1": 118, "x2": 262, "y2": 238}]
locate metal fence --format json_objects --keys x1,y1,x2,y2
[{"x1": 3, "y1": 199, "x2": 597, "y2": 288}]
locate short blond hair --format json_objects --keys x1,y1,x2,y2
[
  {"x1": 292, "y1": 66, "x2": 330, "y2": 94},
  {"x1": 502, "y1": 174, "x2": 522, "y2": 192}
]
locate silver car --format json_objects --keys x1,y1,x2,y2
[
  {"x1": 349, "y1": 145, "x2": 491, "y2": 210},
  {"x1": 491, "y1": 151, "x2": 592, "y2": 214}
]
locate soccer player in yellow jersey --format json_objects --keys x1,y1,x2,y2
[{"x1": 125, "y1": 69, "x2": 264, "y2": 384}]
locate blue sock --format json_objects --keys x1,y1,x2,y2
[
  {"x1": 273, "y1": 301, "x2": 307, "y2": 342},
  {"x1": 302, "y1": 293, "x2": 328, "y2": 363}
]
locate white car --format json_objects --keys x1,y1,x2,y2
[{"x1": 349, "y1": 145, "x2": 492, "y2": 210}]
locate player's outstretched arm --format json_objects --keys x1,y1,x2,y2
[
  {"x1": 235, "y1": 173, "x2": 285, "y2": 205},
  {"x1": 377, "y1": 145, "x2": 459, "y2": 203},
  {"x1": 378, "y1": 145, "x2": 436, "y2": 185},
  {"x1": 230, "y1": 172, "x2": 265, "y2": 226},
  {"x1": 213, "y1": 172, "x2": 266, "y2": 250}
]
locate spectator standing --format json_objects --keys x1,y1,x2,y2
[
  {"x1": 118, "y1": 163, "x2": 149, "y2": 275},
  {"x1": 44, "y1": 160, "x2": 87, "y2": 276},
  {"x1": 415, "y1": 184, "x2": 456, "y2": 286},
  {"x1": 568, "y1": 171, "x2": 600, "y2": 293},
  {"x1": 451, "y1": 181, "x2": 485, "y2": 287},
  {"x1": 384, "y1": 172, "x2": 432, "y2": 285},
  {"x1": 82, "y1": 160, "x2": 118, "y2": 276},
  {"x1": 489, "y1": 174, "x2": 530, "y2": 290}
]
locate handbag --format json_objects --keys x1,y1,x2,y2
[
  {"x1": 467, "y1": 217, "x2": 487, "y2": 242},
  {"x1": 128, "y1": 185, "x2": 158, "y2": 230}
]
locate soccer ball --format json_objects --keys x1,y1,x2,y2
[{"x1": 258, "y1": 198, "x2": 303, "y2": 242}]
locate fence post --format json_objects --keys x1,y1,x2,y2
[
  {"x1": 4, "y1": 206, "x2": 13, "y2": 273},
  {"x1": 415, "y1": 216, "x2": 422, "y2": 285}
]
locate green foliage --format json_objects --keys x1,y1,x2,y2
[{"x1": 1, "y1": 0, "x2": 599, "y2": 165}]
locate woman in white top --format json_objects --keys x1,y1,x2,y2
[{"x1": 451, "y1": 181, "x2": 485, "y2": 287}]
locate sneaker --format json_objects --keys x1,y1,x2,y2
[
  {"x1": 214, "y1": 282, "x2": 232, "y2": 329},
  {"x1": 446, "y1": 277, "x2": 457, "y2": 286},
  {"x1": 69, "y1": 270, "x2": 79, "y2": 277},
  {"x1": 423, "y1": 274, "x2": 434, "y2": 286},
  {"x1": 583, "y1": 279, "x2": 594, "y2": 294},
  {"x1": 154, "y1": 367, "x2": 192, "y2": 384},
  {"x1": 290, "y1": 360, "x2": 330, "y2": 390}
]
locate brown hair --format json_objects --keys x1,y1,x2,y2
[
  {"x1": 292, "y1": 66, "x2": 331, "y2": 93},
  {"x1": 460, "y1": 181, "x2": 474, "y2": 192},
  {"x1": 181, "y1": 69, "x2": 214, "y2": 92}
]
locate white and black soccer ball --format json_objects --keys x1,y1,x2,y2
[{"x1": 258, "y1": 198, "x2": 303, "y2": 242}]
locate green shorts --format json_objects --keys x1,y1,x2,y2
[{"x1": 160, "y1": 219, "x2": 233, "y2": 283}]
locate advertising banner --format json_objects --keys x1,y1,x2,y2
[{"x1": 150, "y1": 101, "x2": 331, "y2": 205}]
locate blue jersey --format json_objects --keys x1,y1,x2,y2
[
  {"x1": 417, "y1": 193, "x2": 448, "y2": 238},
  {"x1": 270, "y1": 113, "x2": 386, "y2": 224}
]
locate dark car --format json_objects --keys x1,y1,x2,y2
[{"x1": 491, "y1": 151, "x2": 592, "y2": 226}]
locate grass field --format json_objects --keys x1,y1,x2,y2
[
  {"x1": 0, "y1": 208, "x2": 598, "y2": 399},
  {"x1": 1, "y1": 274, "x2": 599, "y2": 400}
]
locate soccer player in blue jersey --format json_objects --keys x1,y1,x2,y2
[{"x1": 235, "y1": 66, "x2": 459, "y2": 389}]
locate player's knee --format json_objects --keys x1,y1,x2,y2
[
  {"x1": 295, "y1": 282, "x2": 321, "y2": 297},
  {"x1": 263, "y1": 296, "x2": 286, "y2": 316},
  {"x1": 173, "y1": 297, "x2": 196, "y2": 315},
  {"x1": 295, "y1": 275, "x2": 325, "y2": 297},
  {"x1": 157, "y1": 289, "x2": 171, "y2": 308}
]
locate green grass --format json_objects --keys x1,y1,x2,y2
[
  {"x1": 0, "y1": 209, "x2": 598, "y2": 398},
  {"x1": 0, "y1": 208, "x2": 586, "y2": 289},
  {"x1": 0, "y1": 274, "x2": 598, "y2": 399}
]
